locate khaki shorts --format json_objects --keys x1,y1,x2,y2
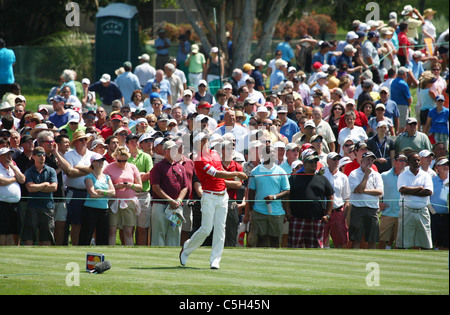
[
  {"x1": 135, "y1": 192, "x2": 151, "y2": 228},
  {"x1": 379, "y1": 215, "x2": 398, "y2": 242},
  {"x1": 109, "y1": 201, "x2": 136, "y2": 227},
  {"x1": 248, "y1": 210, "x2": 285, "y2": 247}
]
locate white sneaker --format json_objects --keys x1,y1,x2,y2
[
  {"x1": 179, "y1": 248, "x2": 188, "y2": 266},
  {"x1": 210, "y1": 259, "x2": 220, "y2": 269}
]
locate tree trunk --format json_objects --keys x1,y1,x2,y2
[
  {"x1": 178, "y1": 0, "x2": 212, "y2": 54},
  {"x1": 231, "y1": 0, "x2": 257, "y2": 69},
  {"x1": 251, "y1": 0, "x2": 289, "y2": 63}
]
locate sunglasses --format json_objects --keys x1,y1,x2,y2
[
  {"x1": 35, "y1": 152, "x2": 46, "y2": 157},
  {"x1": 116, "y1": 159, "x2": 128, "y2": 163}
]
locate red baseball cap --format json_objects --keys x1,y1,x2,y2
[
  {"x1": 197, "y1": 102, "x2": 212, "y2": 109},
  {"x1": 111, "y1": 113, "x2": 123, "y2": 121},
  {"x1": 265, "y1": 102, "x2": 274, "y2": 109},
  {"x1": 312, "y1": 62, "x2": 323, "y2": 70},
  {"x1": 301, "y1": 143, "x2": 312, "y2": 152}
]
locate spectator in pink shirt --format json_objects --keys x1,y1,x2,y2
[{"x1": 104, "y1": 146, "x2": 142, "y2": 245}]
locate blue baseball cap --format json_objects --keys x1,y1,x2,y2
[
  {"x1": 435, "y1": 95, "x2": 445, "y2": 102},
  {"x1": 50, "y1": 95, "x2": 66, "y2": 103},
  {"x1": 150, "y1": 92, "x2": 161, "y2": 100},
  {"x1": 367, "y1": 31, "x2": 380, "y2": 39}
]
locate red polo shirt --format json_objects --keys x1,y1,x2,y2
[
  {"x1": 338, "y1": 110, "x2": 368, "y2": 131},
  {"x1": 397, "y1": 32, "x2": 410, "y2": 57},
  {"x1": 194, "y1": 150, "x2": 226, "y2": 192},
  {"x1": 222, "y1": 160, "x2": 243, "y2": 200},
  {"x1": 343, "y1": 159, "x2": 378, "y2": 176}
]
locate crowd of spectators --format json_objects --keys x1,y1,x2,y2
[{"x1": 0, "y1": 5, "x2": 448, "y2": 249}]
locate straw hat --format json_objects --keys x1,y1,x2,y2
[
  {"x1": 423, "y1": 8, "x2": 437, "y2": 18},
  {"x1": 70, "y1": 130, "x2": 91, "y2": 146}
]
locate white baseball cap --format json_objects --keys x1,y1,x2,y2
[
  {"x1": 419, "y1": 150, "x2": 434, "y2": 158},
  {"x1": 254, "y1": 58, "x2": 267, "y2": 67},
  {"x1": 0, "y1": 147, "x2": 14, "y2": 155},
  {"x1": 90, "y1": 153, "x2": 106, "y2": 163},
  {"x1": 100, "y1": 73, "x2": 111, "y2": 83},
  {"x1": 138, "y1": 53, "x2": 150, "y2": 61},
  {"x1": 193, "y1": 132, "x2": 209, "y2": 143}
]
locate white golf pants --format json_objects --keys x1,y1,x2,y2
[{"x1": 182, "y1": 191, "x2": 229, "y2": 266}]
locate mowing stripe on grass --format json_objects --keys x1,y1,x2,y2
[{"x1": 0, "y1": 247, "x2": 448, "y2": 295}]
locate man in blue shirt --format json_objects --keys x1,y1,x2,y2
[
  {"x1": 408, "y1": 51, "x2": 425, "y2": 82},
  {"x1": 336, "y1": 44, "x2": 363, "y2": 75},
  {"x1": 49, "y1": 95, "x2": 70, "y2": 128},
  {"x1": 379, "y1": 154, "x2": 407, "y2": 249},
  {"x1": 115, "y1": 61, "x2": 141, "y2": 104},
  {"x1": 390, "y1": 67, "x2": 412, "y2": 133},
  {"x1": 143, "y1": 70, "x2": 172, "y2": 105},
  {"x1": 277, "y1": 106, "x2": 299, "y2": 142},
  {"x1": 0, "y1": 38, "x2": 16, "y2": 99},
  {"x1": 23, "y1": 146, "x2": 58, "y2": 246},
  {"x1": 312, "y1": 41, "x2": 331, "y2": 67},
  {"x1": 276, "y1": 36, "x2": 295, "y2": 64},
  {"x1": 430, "y1": 158, "x2": 449, "y2": 249},
  {"x1": 251, "y1": 58, "x2": 266, "y2": 96},
  {"x1": 88, "y1": 73, "x2": 123, "y2": 113},
  {"x1": 155, "y1": 29, "x2": 170, "y2": 70},
  {"x1": 269, "y1": 59, "x2": 286, "y2": 90},
  {"x1": 375, "y1": 86, "x2": 400, "y2": 133},
  {"x1": 247, "y1": 146, "x2": 290, "y2": 247}
]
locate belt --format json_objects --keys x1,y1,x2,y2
[
  {"x1": 203, "y1": 190, "x2": 226, "y2": 196},
  {"x1": 405, "y1": 206, "x2": 426, "y2": 212},
  {"x1": 332, "y1": 206, "x2": 344, "y2": 212}
]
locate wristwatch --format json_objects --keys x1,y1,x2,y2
[{"x1": 273, "y1": 195, "x2": 277, "y2": 200}]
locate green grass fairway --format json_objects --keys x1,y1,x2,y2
[{"x1": 0, "y1": 247, "x2": 448, "y2": 295}]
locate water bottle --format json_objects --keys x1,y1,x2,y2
[{"x1": 267, "y1": 202, "x2": 273, "y2": 215}]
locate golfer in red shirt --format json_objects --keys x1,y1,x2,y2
[{"x1": 180, "y1": 132, "x2": 247, "y2": 269}]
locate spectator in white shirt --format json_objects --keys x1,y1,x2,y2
[
  {"x1": 348, "y1": 151, "x2": 383, "y2": 249},
  {"x1": 397, "y1": 153, "x2": 434, "y2": 249}
]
